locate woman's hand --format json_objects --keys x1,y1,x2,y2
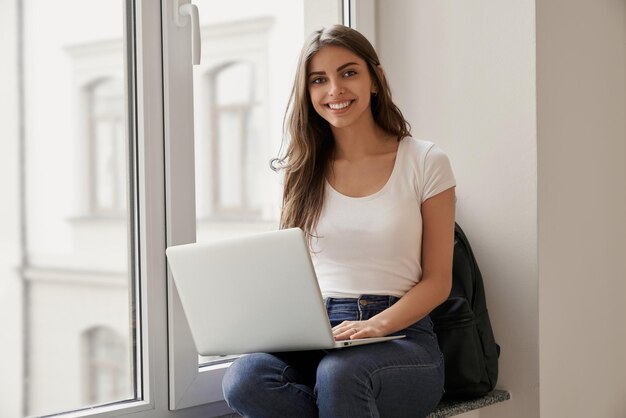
[{"x1": 332, "y1": 318, "x2": 389, "y2": 340}]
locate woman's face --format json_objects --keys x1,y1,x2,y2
[{"x1": 307, "y1": 45, "x2": 377, "y2": 131}]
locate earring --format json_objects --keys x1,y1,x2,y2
[{"x1": 371, "y1": 91, "x2": 378, "y2": 96}]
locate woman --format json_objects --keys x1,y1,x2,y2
[{"x1": 223, "y1": 24, "x2": 456, "y2": 418}]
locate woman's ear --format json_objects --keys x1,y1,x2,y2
[{"x1": 371, "y1": 65, "x2": 385, "y2": 95}]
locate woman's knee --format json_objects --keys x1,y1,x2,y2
[
  {"x1": 315, "y1": 353, "x2": 366, "y2": 392},
  {"x1": 222, "y1": 353, "x2": 282, "y2": 405}
]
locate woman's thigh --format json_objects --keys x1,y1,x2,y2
[
  {"x1": 319, "y1": 330, "x2": 443, "y2": 385},
  {"x1": 316, "y1": 317, "x2": 445, "y2": 417}
]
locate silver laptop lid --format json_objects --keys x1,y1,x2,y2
[{"x1": 165, "y1": 228, "x2": 336, "y2": 355}]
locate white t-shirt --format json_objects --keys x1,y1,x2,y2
[{"x1": 311, "y1": 137, "x2": 456, "y2": 299}]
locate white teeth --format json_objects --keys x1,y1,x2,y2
[{"x1": 328, "y1": 101, "x2": 352, "y2": 110}]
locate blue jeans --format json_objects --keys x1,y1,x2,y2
[{"x1": 222, "y1": 295, "x2": 445, "y2": 418}]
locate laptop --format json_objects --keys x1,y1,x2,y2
[{"x1": 165, "y1": 228, "x2": 405, "y2": 355}]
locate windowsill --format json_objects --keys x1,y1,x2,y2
[
  {"x1": 215, "y1": 389, "x2": 511, "y2": 418},
  {"x1": 426, "y1": 389, "x2": 511, "y2": 418}
]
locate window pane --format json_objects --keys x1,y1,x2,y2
[
  {"x1": 215, "y1": 63, "x2": 252, "y2": 105},
  {"x1": 216, "y1": 110, "x2": 243, "y2": 208},
  {"x1": 194, "y1": 0, "x2": 306, "y2": 226},
  {"x1": 192, "y1": 0, "x2": 308, "y2": 364},
  {"x1": 92, "y1": 79, "x2": 126, "y2": 214},
  {"x1": 0, "y1": 0, "x2": 138, "y2": 416}
]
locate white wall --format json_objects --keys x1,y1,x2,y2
[
  {"x1": 0, "y1": 0, "x2": 24, "y2": 416},
  {"x1": 378, "y1": 1, "x2": 626, "y2": 417},
  {"x1": 376, "y1": 1, "x2": 538, "y2": 417},
  {"x1": 537, "y1": 0, "x2": 626, "y2": 416}
]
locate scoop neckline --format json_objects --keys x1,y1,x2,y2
[{"x1": 325, "y1": 138, "x2": 404, "y2": 201}]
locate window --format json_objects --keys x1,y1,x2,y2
[
  {"x1": 192, "y1": 17, "x2": 274, "y2": 226},
  {"x1": 210, "y1": 62, "x2": 260, "y2": 217},
  {"x1": 83, "y1": 327, "x2": 130, "y2": 405},
  {"x1": 0, "y1": 0, "x2": 359, "y2": 417},
  {"x1": 88, "y1": 78, "x2": 126, "y2": 216},
  {"x1": 0, "y1": 1, "x2": 145, "y2": 417},
  {"x1": 65, "y1": 38, "x2": 125, "y2": 219}
]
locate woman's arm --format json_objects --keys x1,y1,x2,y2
[{"x1": 333, "y1": 186, "x2": 456, "y2": 340}]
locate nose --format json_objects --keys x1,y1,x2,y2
[{"x1": 328, "y1": 78, "x2": 344, "y2": 97}]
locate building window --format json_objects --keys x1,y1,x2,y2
[
  {"x1": 209, "y1": 61, "x2": 261, "y2": 217},
  {"x1": 87, "y1": 78, "x2": 126, "y2": 216},
  {"x1": 82, "y1": 326, "x2": 130, "y2": 405}
]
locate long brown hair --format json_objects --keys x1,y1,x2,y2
[{"x1": 272, "y1": 25, "x2": 410, "y2": 239}]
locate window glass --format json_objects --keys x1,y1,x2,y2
[
  {"x1": 215, "y1": 62, "x2": 252, "y2": 105},
  {"x1": 91, "y1": 78, "x2": 126, "y2": 214},
  {"x1": 83, "y1": 327, "x2": 130, "y2": 404},
  {"x1": 0, "y1": 0, "x2": 138, "y2": 416}
]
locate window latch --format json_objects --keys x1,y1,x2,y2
[{"x1": 174, "y1": 0, "x2": 201, "y2": 65}]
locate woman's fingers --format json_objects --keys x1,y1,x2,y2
[
  {"x1": 332, "y1": 321, "x2": 359, "y2": 340},
  {"x1": 332, "y1": 321, "x2": 379, "y2": 340},
  {"x1": 350, "y1": 328, "x2": 372, "y2": 339},
  {"x1": 338, "y1": 328, "x2": 361, "y2": 340}
]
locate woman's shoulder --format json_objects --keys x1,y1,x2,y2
[
  {"x1": 400, "y1": 137, "x2": 456, "y2": 198},
  {"x1": 400, "y1": 137, "x2": 441, "y2": 159}
]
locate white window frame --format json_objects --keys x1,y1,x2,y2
[
  {"x1": 342, "y1": 0, "x2": 376, "y2": 48},
  {"x1": 53, "y1": 1, "x2": 167, "y2": 417}
]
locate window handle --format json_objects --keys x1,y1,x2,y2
[{"x1": 175, "y1": 0, "x2": 201, "y2": 65}]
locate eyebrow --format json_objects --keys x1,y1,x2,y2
[{"x1": 308, "y1": 62, "x2": 360, "y2": 77}]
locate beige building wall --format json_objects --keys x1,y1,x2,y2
[{"x1": 537, "y1": 0, "x2": 626, "y2": 416}]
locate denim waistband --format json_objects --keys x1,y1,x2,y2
[
  {"x1": 323, "y1": 295, "x2": 400, "y2": 323},
  {"x1": 323, "y1": 294, "x2": 400, "y2": 309}
]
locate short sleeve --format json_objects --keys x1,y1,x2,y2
[{"x1": 421, "y1": 145, "x2": 456, "y2": 202}]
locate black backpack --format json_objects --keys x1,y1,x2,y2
[{"x1": 430, "y1": 223, "x2": 500, "y2": 399}]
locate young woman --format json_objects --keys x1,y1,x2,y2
[{"x1": 222, "y1": 24, "x2": 456, "y2": 418}]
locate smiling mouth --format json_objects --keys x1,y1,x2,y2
[{"x1": 326, "y1": 100, "x2": 354, "y2": 110}]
